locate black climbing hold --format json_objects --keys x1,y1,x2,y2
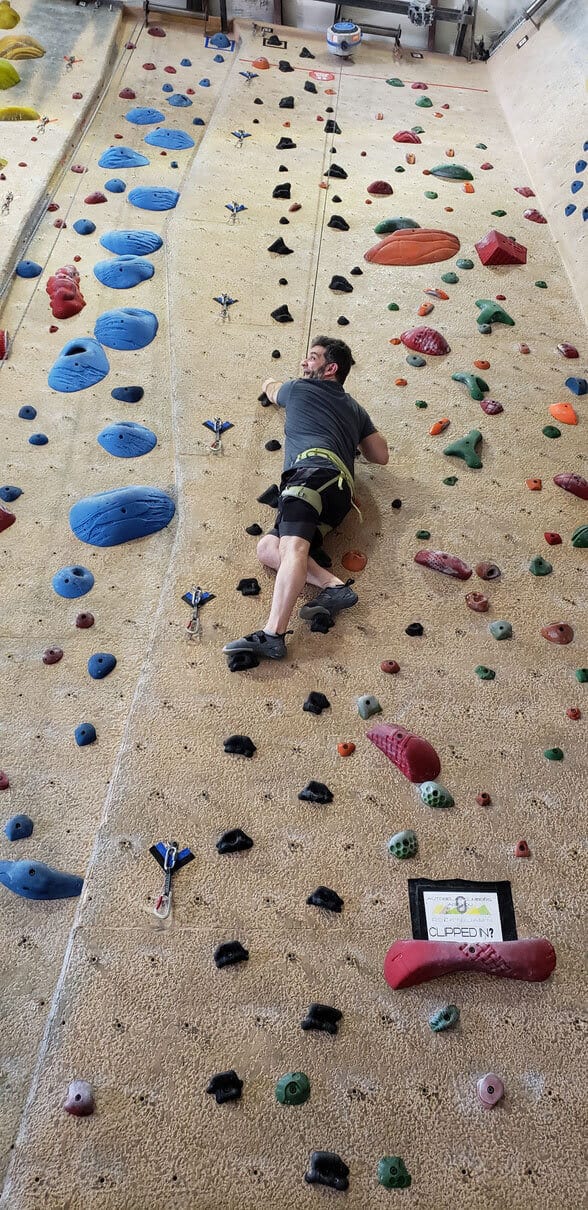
[
  {"x1": 304, "y1": 81, "x2": 317, "y2": 94},
  {"x1": 265, "y1": 439, "x2": 281, "y2": 451},
  {"x1": 298, "y1": 780, "x2": 333, "y2": 804},
  {"x1": 276, "y1": 137, "x2": 296, "y2": 150},
  {"x1": 305, "y1": 1152, "x2": 349, "y2": 1192},
  {"x1": 307, "y1": 885, "x2": 343, "y2": 912},
  {"x1": 223, "y1": 734, "x2": 256, "y2": 757},
  {"x1": 278, "y1": 164, "x2": 288, "y2": 172},
  {"x1": 303, "y1": 691, "x2": 330, "y2": 715},
  {"x1": 265, "y1": 34, "x2": 282, "y2": 45},
  {"x1": 337, "y1": 317, "x2": 349, "y2": 326},
  {"x1": 252, "y1": 118, "x2": 259, "y2": 124},
  {"x1": 245, "y1": 523, "x2": 263, "y2": 535},
  {"x1": 391, "y1": 498, "x2": 402, "y2": 509},
  {"x1": 271, "y1": 304, "x2": 293, "y2": 323},
  {"x1": 331, "y1": 195, "x2": 342, "y2": 203},
  {"x1": 278, "y1": 217, "x2": 290, "y2": 225},
  {"x1": 350, "y1": 266, "x2": 363, "y2": 275},
  {"x1": 216, "y1": 828, "x2": 254, "y2": 854},
  {"x1": 278, "y1": 60, "x2": 294, "y2": 72},
  {"x1": 310, "y1": 611, "x2": 335, "y2": 632},
  {"x1": 111, "y1": 386, "x2": 144, "y2": 403},
  {"x1": 258, "y1": 392, "x2": 272, "y2": 406},
  {"x1": 325, "y1": 120, "x2": 341, "y2": 134},
  {"x1": 300, "y1": 46, "x2": 315, "y2": 58},
  {"x1": 214, "y1": 941, "x2": 249, "y2": 968},
  {"x1": 272, "y1": 183, "x2": 291, "y2": 199},
  {"x1": 329, "y1": 275, "x2": 353, "y2": 292},
  {"x1": 253, "y1": 97, "x2": 263, "y2": 104},
  {"x1": 206, "y1": 1070, "x2": 243, "y2": 1104},
  {"x1": 325, "y1": 164, "x2": 347, "y2": 179},
  {"x1": 405, "y1": 622, "x2": 424, "y2": 636},
  {"x1": 279, "y1": 96, "x2": 294, "y2": 108},
  {"x1": 226, "y1": 651, "x2": 260, "y2": 672},
  {"x1": 236, "y1": 578, "x2": 261, "y2": 596},
  {"x1": 267, "y1": 237, "x2": 293, "y2": 254},
  {"x1": 257, "y1": 484, "x2": 280, "y2": 507},
  {"x1": 301, "y1": 1003, "x2": 342, "y2": 1034},
  {"x1": 325, "y1": 106, "x2": 334, "y2": 113},
  {"x1": 327, "y1": 215, "x2": 349, "y2": 230}
]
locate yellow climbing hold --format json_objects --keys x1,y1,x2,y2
[
  {"x1": 0, "y1": 2, "x2": 20, "y2": 29},
  {"x1": 0, "y1": 33, "x2": 45, "y2": 57},
  {"x1": 0, "y1": 103, "x2": 39, "y2": 119},
  {"x1": 0, "y1": 155, "x2": 6, "y2": 168},
  {"x1": 0, "y1": 57, "x2": 19, "y2": 87}
]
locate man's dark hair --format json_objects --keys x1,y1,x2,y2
[{"x1": 311, "y1": 335, "x2": 353, "y2": 385}]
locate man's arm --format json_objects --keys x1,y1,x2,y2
[
  {"x1": 359, "y1": 431, "x2": 389, "y2": 465},
  {"x1": 261, "y1": 378, "x2": 284, "y2": 406}
]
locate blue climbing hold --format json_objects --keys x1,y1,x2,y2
[
  {"x1": 18, "y1": 405, "x2": 36, "y2": 419},
  {"x1": 192, "y1": 117, "x2": 205, "y2": 125},
  {"x1": 0, "y1": 859, "x2": 83, "y2": 900},
  {"x1": 144, "y1": 127, "x2": 194, "y2": 149},
  {"x1": 124, "y1": 106, "x2": 165, "y2": 124},
  {"x1": 170, "y1": 162, "x2": 178, "y2": 169},
  {"x1": 97, "y1": 420, "x2": 157, "y2": 457},
  {"x1": 93, "y1": 256, "x2": 154, "y2": 289},
  {"x1": 180, "y1": 57, "x2": 192, "y2": 66},
  {"x1": 99, "y1": 229, "x2": 163, "y2": 256},
  {"x1": 209, "y1": 31, "x2": 231, "y2": 48},
  {"x1": 571, "y1": 180, "x2": 583, "y2": 193},
  {"x1": 583, "y1": 207, "x2": 588, "y2": 221},
  {"x1": 29, "y1": 434, "x2": 48, "y2": 445},
  {"x1": 565, "y1": 204, "x2": 577, "y2": 216},
  {"x1": 105, "y1": 178, "x2": 126, "y2": 193},
  {"x1": 199, "y1": 78, "x2": 210, "y2": 87},
  {"x1": 88, "y1": 652, "x2": 117, "y2": 679},
  {"x1": 69, "y1": 485, "x2": 175, "y2": 546},
  {"x1": 94, "y1": 307, "x2": 158, "y2": 351},
  {"x1": 48, "y1": 336, "x2": 110, "y2": 392},
  {"x1": 73, "y1": 218, "x2": 96, "y2": 235},
  {"x1": 15, "y1": 260, "x2": 42, "y2": 278},
  {"x1": 74, "y1": 722, "x2": 96, "y2": 747},
  {"x1": 111, "y1": 386, "x2": 144, "y2": 403},
  {"x1": 127, "y1": 186, "x2": 179, "y2": 211},
  {"x1": 162, "y1": 82, "x2": 173, "y2": 92},
  {"x1": 52, "y1": 564, "x2": 94, "y2": 598},
  {"x1": 0, "y1": 486, "x2": 22, "y2": 501},
  {"x1": 575, "y1": 159, "x2": 587, "y2": 173},
  {"x1": 213, "y1": 55, "x2": 224, "y2": 62},
  {"x1": 565, "y1": 377, "x2": 587, "y2": 396},
  {"x1": 168, "y1": 93, "x2": 192, "y2": 107},
  {"x1": 98, "y1": 146, "x2": 150, "y2": 169},
  {"x1": 4, "y1": 814, "x2": 34, "y2": 841}
]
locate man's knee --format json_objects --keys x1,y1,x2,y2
[
  {"x1": 279, "y1": 534, "x2": 311, "y2": 560},
  {"x1": 257, "y1": 533, "x2": 279, "y2": 565}
]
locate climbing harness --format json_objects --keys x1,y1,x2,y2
[
  {"x1": 150, "y1": 840, "x2": 195, "y2": 920},
  {"x1": 182, "y1": 586, "x2": 215, "y2": 637},
  {"x1": 280, "y1": 447, "x2": 363, "y2": 526},
  {"x1": 202, "y1": 417, "x2": 234, "y2": 453}
]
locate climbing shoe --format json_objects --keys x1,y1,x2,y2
[
  {"x1": 299, "y1": 579, "x2": 358, "y2": 621},
  {"x1": 223, "y1": 629, "x2": 291, "y2": 661}
]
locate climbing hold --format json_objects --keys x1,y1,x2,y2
[
  {"x1": 415, "y1": 399, "x2": 427, "y2": 408},
  {"x1": 553, "y1": 472, "x2": 588, "y2": 500},
  {"x1": 298, "y1": 781, "x2": 333, "y2": 804},
  {"x1": 0, "y1": 486, "x2": 21, "y2": 501},
  {"x1": 544, "y1": 533, "x2": 562, "y2": 545},
  {"x1": 327, "y1": 215, "x2": 349, "y2": 230},
  {"x1": 0, "y1": 57, "x2": 19, "y2": 87},
  {"x1": 567, "y1": 708, "x2": 581, "y2": 720},
  {"x1": 477, "y1": 1074, "x2": 504, "y2": 1109},
  {"x1": 337, "y1": 741, "x2": 355, "y2": 757},
  {"x1": 378, "y1": 1157, "x2": 411, "y2": 1190},
  {"x1": 401, "y1": 326, "x2": 450, "y2": 355},
  {"x1": 15, "y1": 259, "x2": 41, "y2": 278},
  {"x1": 206, "y1": 1071, "x2": 243, "y2": 1104},
  {"x1": 424, "y1": 191, "x2": 438, "y2": 199},
  {"x1": 301, "y1": 1003, "x2": 342, "y2": 1034},
  {"x1": 515, "y1": 185, "x2": 535, "y2": 197},
  {"x1": 443, "y1": 429, "x2": 483, "y2": 469},
  {"x1": 405, "y1": 622, "x2": 424, "y2": 636},
  {"x1": 74, "y1": 723, "x2": 96, "y2": 747},
  {"x1": 365, "y1": 228, "x2": 460, "y2": 266},
  {"x1": 388, "y1": 829, "x2": 418, "y2": 859},
  {"x1": 474, "y1": 229, "x2": 527, "y2": 266},
  {"x1": 480, "y1": 162, "x2": 493, "y2": 170},
  {"x1": 325, "y1": 164, "x2": 348, "y2": 180},
  {"x1": 223, "y1": 734, "x2": 256, "y2": 758},
  {"x1": 0, "y1": 504, "x2": 15, "y2": 531},
  {"x1": 529, "y1": 556, "x2": 552, "y2": 576},
  {"x1": 216, "y1": 828, "x2": 253, "y2": 854},
  {"x1": 544, "y1": 747, "x2": 563, "y2": 760},
  {"x1": 305, "y1": 1153, "x2": 349, "y2": 1191},
  {"x1": 4, "y1": 814, "x2": 33, "y2": 841},
  {"x1": 544, "y1": 424, "x2": 560, "y2": 439},
  {"x1": 272, "y1": 182, "x2": 291, "y2": 199},
  {"x1": 127, "y1": 186, "x2": 179, "y2": 211},
  {"x1": 167, "y1": 94, "x2": 193, "y2": 107},
  {"x1": 145, "y1": 128, "x2": 194, "y2": 150},
  {"x1": 357, "y1": 695, "x2": 382, "y2": 720},
  {"x1": 475, "y1": 666, "x2": 495, "y2": 680},
  {"x1": 264, "y1": 440, "x2": 281, "y2": 452},
  {"x1": 94, "y1": 308, "x2": 158, "y2": 351},
  {"x1": 549, "y1": 402, "x2": 577, "y2": 425},
  {"x1": 387, "y1": 77, "x2": 404, "y2": 86},
  {"x1": 214, "y1": 941, "x2": 249, "y2": 968},
  {"x1": 419, "y1": 782, "x2": 454, "y2": 808},
  {"x1": 72, "y1": 219, "x2": 96, "y2": 235},
  {"x1": 407, "y1": 354, "x2": 426, "y2": 367},
  {"x1": 303, "y1": 692, "x2": 330, "y2": 715},
  {"x1": 29, "y1": 434, "x2": 48, "y2": 446},
  {"x1": 271, "y1": 304, "x2": 294, "y2": 323},
  {"x1": 429, "y1": 419, "x2": 450, "y2": 436},
  {"x1": 380, "y1": 661, "x2": 400, "y2": 677},
  {"x1": 48, "y1": 338, "x2": 109, "y2": 393},
  {"x1": 124, "y1": 107, "x2": 165, "y2": 125},
  {"x1": 515, "y1": 839, "x2": 531, "y2": 858},
  {"x1": 374, "y1": 217, "x2": 419, "y2": 236},
  {"x1": 565, "y1": 377, "x2": 587, "y2": 396},
  {"x1": 475, "y1": 562, "x2": 501, "y2": 580},
  {"x1": 475, "y1": 299, "x2": 515, "y2": 327},
  {"x1": 111, "y1": 386, "x2": 144, "y2": 404},
  {"x1": 69, "y1": 486, "x2": 175, "y2": 547},
  {"x1": 480, "y1": 398, "x2": 503, "y2": 415},
  {"x1": 367, "y1": 180, "x2": 393, "y2": 196},
  {"x1": 93, "y1": 257, "x2": 154, "y2": 290},
  {"x1": 341, "y1": 550, "x2": 366, "y2": 571},
  {"x1": 329, "y1": 275, "x2": 353, "y2": 292},
  {"x1": 526, "y1": 479, "x2": 542, "y2": 491},
  {"x1": 267, "y1": 238, "x2": 293, "y2": 255},
  {"x1": 45, "y1": 265, "x2": 86, "y2": 320},
  {"x1": 0, "y1": 104, "x2": 39, "y2": 119},
  {"x1": 541, "y1": 622, "x2": 573, "y2": 644},
  {"x1": 75, "y1": 612, "x2": 94, "y2": 629},
  {"x1": 571, "y1": 525, "x2": 588, "y2": 548},
  {"x1": 276, "y1": 1072, "x2": 310, "y2": 1105},
  {"x1": 100, "y1": 230, "x2": 163, "y2": 257},
  {"x1": 416, "y1": 95, "x2": 432, "y2": 107},
  {"x1": 451, "y1": 373, "x2": 488, "y2": 400},
  {"x1": 0, "y1": 859, "x2": 83, "y2": 899},
  {"x1": 523, "y1": 208, "x2": 546, "y2": 223},
  {"x1": 535, "y1": 280, "x2": 548, "y2": 288},
  {"x1": 52, "y1": 565, "x2": 94, "y2": 599},
  {"x1": 428, "y1": 163, "x2": 473, "y2": 180},
  {"x1": 104, "y1": 178, "x2": 126, "y2": 193},
  {"x1": 236, "y1": 577, "x2": 260, "y2": 596},
  {"x1": 429, "y1": 1004, "x2": 459, "y2": 1032},
  {"x1": 414, "y1": 550, "x2": 472, "y2": 579},
  {"x1": 456, "y1": 258, "x2": 474, "y2": 269},
  {"x1": 43, "y1": 647, "x2": 63, "y2": 665},
  {"x1": 87, "y1": 653, "x2": 117, "y2": 680},
  {"x1": 63, "y1": 1080, "x2": 95, "y2": 1117},
  {"x1": 476, "y1": 792, "x2": 491, "y2": 806},
  {"x1": 368, "y1": 723, "x2": 440, "y2": 783},
  {"x1": 489, "y1": 620, "x2": 512, "y2": 640},
  {"x1": 307, "y1": 886, "x2": 343, "y2": 912},
  {"x1": 83, "y1": 190, "x2": 107, "y2": 205}
]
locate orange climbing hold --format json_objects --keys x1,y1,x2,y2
[
  {"x1": 519, "y1": 343, "x2": 530, "y2": 354},
  {"x1": 364, "y1": 228, "x2": 460, "y2": 266},
  {"x1": 474, "y1": 359, "x2": 490, "y2": 370},
  {"x1": 525, "y1": 478, "x2": 542, "y2": 490},
  {"x1": 418, "y1": 303, "x2": 434, "y2": 316},
  {"x1": 252, "y1": 56, "x2": 269, "y2": 69},
  {"x1": 549, "y1": 402, "x2": 578, "y2": 425},
  {"x1": 425, "y1": 288, "x2": 448, "y2": 299},
  {"x1": 430, "y1": 418, "x2": 450, "y2": 436},
  {"x1": 463, "y1": 182, "x2": 475, "y2": 193},
  {"x1": 389, "y1": 338, "x2": 402, "y2": 345},
  {"x1": 405, "y1": 153, "x2": 416, "y2": 164},
  {"x1": 395, "y1": 378, "x2": 407, "y2": 387},
  {"x1": 342, "y1": 550, "x2": 367, "y2": 572},
  {"x1": 446, "y1": 148, "x2": 455, "y2": 157},
  {"x1": 337, "y1": 741, "x2": 356, "y2": 757}
]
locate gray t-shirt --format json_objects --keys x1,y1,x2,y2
[{"x1": 276, "y1": 377, "x2": 377, "y2": 477}]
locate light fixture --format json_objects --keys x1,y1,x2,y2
[
  {"x1": 410, "y1": 51, "x2": 424, "y2": 58},
  {"x1": 516, "y1": 33, "x2": 529, "y2": 47}
]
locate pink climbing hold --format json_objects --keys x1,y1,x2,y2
[
  {"x1": 400, "y1": 326, "x2": 450, "y2": 355},
  {"x1": 72, "y1": 92, "x2": 82, "y2": 100},
  {"x1": 411, "y1": 81, "x2": 428, "y2": 89},
  {"x1": 147, "y1": 25, "x2": 166, "y2": 35},
  {"x1": 556, "y1": 343, "x2": 579, "y2": 359},
  {"x1": 475, "y1": 230, "x2": 527, "y2": 265},
  {"x1": 367, "y1": 722, "x2": 441, "y2": 784},
  {"x1": 63, "y1": 1080, "x2": 95, "y2": 1116},
  {"x1": 514, "y1": 186, "x2": 535, "y2": 197},
  {"x1": 71, "y1": 164, "x2": 87, "y2": 174},
  {"x1": 553, "y1": 472, "x2": 588, "y2": 500},
  {"x1": 477, "y1": 1074, "x2": 504, "y2": 1109},
  {"x1": 480, "y1": 398, "x2": 503, "y2": 415},
  {"x1": 43, "y1": 647, "x2": 64, "y2": 665},
  {"x1": 46, "y1": 265, "x2": 86, "y2": 320},
  {"x1": 480, "y1": 162, "x2": 493, "y2": 170},
  {"x1": 367, "y1": 180, "x2": 393, "y2": 195},
  {"x1": 0, "y1": 506, "x2": 16, "y2": 533},
  {"x1": 393, "y1": 130, "x2": 421, "y2": 144},
  {"x1": 523, "y1": 208, "x2": 547, "y2": 223},
  {"x1": 383, "y1": 937, "x2": 556, "y2": 989},
  {"x1": 0, "y1": 771, "x2": 9, "y2": 790},
  {"x1": 414, "y1": 550, "x2": 472, "y2": 579}
]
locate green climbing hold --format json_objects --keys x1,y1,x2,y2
[
  {"x1": 394, "y1": 165, "x2": 406, "y2": 173},
  {"x1": 451, "y1": 372, "x2": 489, "y2": 400},
  {"x1": 357, "y1": 694, "x2": 382, "y2": 720},
  {"x1": 535, "y1": 280, "x2": 547, "y2": 288},
  {"x1": 443, "y1": 476, "x2": 458, "y2": 486},
  {"x1": 575, "y1": 668, "x2": 588, "y2": 682},
  {"x1": 529, "y1": 555, "x2": 552, "y2": 576},
  {"x1": 407, "y1": 353, "x2": 426, "y2": 367},
  {"x1": 415, "y1": 399, "x2": 428, "y2": 409},
  {"x1": 387, "y1": 302, "x2": 400, "y2": 311},
  {"x1": 476, "y1": 143, "x2": 488, "y2": 150},
  {"x1": 276, "y1": 1072, "x2": 310, "y2": 1106},
  {"x1": 378, "y1": 1157, "x2": 412, "y2": 1190},
  {"x1": 456, "y1": 258, "x2": 474, "y2": 269},
  {"x1": 542, "y1": 425, "x2": 561, "y2": 439},
  {"x1": 416, "y1": 529, "x2": 431, "y2": 539},
  {"x1": 571, "y1": 525, "x2": 588, "y2": 548},
  {"x1": 424, "y1": 191, "x2": 438, "y2": 199},
  {"x1": 386, "y1": 77, "x2": 404, "y2": 86},
  {"x1": 416, "y1": 96, "x2": 433, "y2": 107},
  {"x1": 429, "y1": 1004, "x2": 460, "y2": 1031},
  {"x1": 489, "y1": 620, "x2": 512, "y2": 640},
  {"x1": 411, "y1": 125, "x2": 425, "y2": 134},
  {"x1": 491, "y1": 209, "x2": 507, "y2": 216},
  {"x1": 419, "y1": 781, "x2": 454, "y2": 808},
  {"x1": 443, "y1": 429, "x2": 483, "y2": 469},
  {"x1": 388, "y1": 829, "x2": 418, "y2": 859},
  {"x1": 475, "y1": 666, "x2": 495, "y2": 680},
  {"x1": 428, "y1": 163, "x2": 474, "y2": 181},
  {"x1": 544, "y1": 747, "x2": 563, "y2": 761},
  {"x1": 375, "y1": 216, "x2": 420, "y2": 235},
  {"x1": 475, "y1": 298, "x2": 515, "y2": 326},
  {"x1": 441, "y1": 272, "x2": 459, "y2": 284}
]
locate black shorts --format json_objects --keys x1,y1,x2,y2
[{"x1": 269, "y1": 464, "x2": 352, "y2": 546}]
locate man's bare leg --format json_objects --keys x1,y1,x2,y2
[
  {"x1": 257, "y1": 534, "x2": 345, "y2": 591},
  {"x1": 264, "y1": 535, "x2": 316, "y2": 635}
]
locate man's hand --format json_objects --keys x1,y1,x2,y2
[{"x1": 261, "y1": 378, "x2": 283, "y2": 405}]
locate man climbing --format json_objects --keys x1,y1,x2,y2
[{"x1": 223, "y1": 336, "x2": 389, "y2": 662}]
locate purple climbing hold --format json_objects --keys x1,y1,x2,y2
[{"x1": 64, "y1": 1080, "x2": 95, "y2": 1116}]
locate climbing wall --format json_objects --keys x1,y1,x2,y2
[{"x1": 0, "y1": 6, "x2": 586, "y2": 1208}]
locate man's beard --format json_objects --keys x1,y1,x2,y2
[{"x1": 302, "y1": 368, "x2": 325, "y2": 380}]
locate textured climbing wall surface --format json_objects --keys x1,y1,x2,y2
[
  {"x1": 0, "y1": 8, "x2": 586, "y2": 1209},
  {"x1": 489, "y1": 0, "x2": 588, "y2": 320}
]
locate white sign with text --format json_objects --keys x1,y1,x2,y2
[{"x1": 422, "y1": 889, "x2": 503, "y2": 943}]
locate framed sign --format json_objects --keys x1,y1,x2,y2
[{"x1": 408, "y1": 879, "x2": 517, "y2": 944}]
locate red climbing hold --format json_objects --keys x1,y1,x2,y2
[
  {"x1": 164, "y1": 65, "x2": 176, "y2": 73},
  {"x1": 342, "y1": 550, "x2": 367, "y2": 572},
  {"x1": 380, "y1": 660, "x2": 400, "y2": 674},
  {"x1": 0, "y1": 506, "x2": 16, "y2": 533},
  {"x1": 476, "y1": 792, "x2": 492, "y2": 806},
  {"x1": 544, "y1": 532, "x2": 562, "y2": 545},
  {"x1": 514, "y1": 186, "x2": 535, "y2": 197},
  {"x1": 567, "y1": 708, "x2": 581, "y2": 720},
  {"x1": 556, "y1": 343, "x2": 579, "y2": 359},
  {"x1": 515, "y1": 840, "x2": 530, "y2": 858},
  {"x1": 53, "y1": 219, "x2": 66, "y2": 228},
  {"x1": 480, "y1": 162, "x2": 493, "y2": 170},
  {"x1": 400, "y1": 326, "x2": 450, "y2": 355},
  {"x1": 0, "y1": 330, "x2": 8, "y2": 361},
  {"x1": 523, "y1": 208, "x2": 547, "y2": 223},
  {"x1": 553, "y1": 472, "x2": 588, "y2": 500},
  {"x1": 119, "y1": 87, "x2": 136, "y2": 99},
  {"x1": 72, "y1": 92, "x2": 82, "y2": 99},
  {"x1": 71, "y1": 164, "x2": 87, "y2": 174},
  {"x1": 480, "y1": 398, "x2": 503, "y2": 415},
  {"x1": 465, "y1": 592, "x2": 489, "y2": 612},
  {"x1": 46, "y1": 265, "x2": 86, "y2": 320},
  {"x1": 142, "y1": 62, "x2": 156, "y2": 70},
  {"x1": 475, "y1": 229, "x2": 527, "y2": 265},
  {"x1": 367, "y1": 722, "x2": 441, "y2": 783},
  {"x1": 84, "y1": 191, "x2": 107, "y2": 204},
  {"x1": 0, "y1": 772, "x2": 10, "y2": 791},
  {"x1": 414, "y1": 550, "x2": 472, "y2": 579},
  {"x1": 411, "y1": 81, "x2": 428, "y2": 89},
  {"x1": 540, "y1": 622, "x2": 574, "y2": 645},
  {"x1": 393, "y1": 130, "x2": 421, "y2": 143},
  {"x1": 383, "y1": 937, "x2": 556, "y2": 989},
  {"x1": 147, "y1": 25, "x2": 166, "y2": 35},
  {"x1": 367, "y1": 180, "x2": 393, "y2": 195},
  {"x1": 47, "y1": 203, "x2": 59, "y2": 212}
]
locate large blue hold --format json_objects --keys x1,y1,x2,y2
[
  {"x1": 144, "y1": 128, "x2": 194, "y2": 150},
  {"x1": 16, "y1": 260, "x2": 42, "y2": 278},
  {"x1": 93, "y1": 256, "x2": 154, "y2": 289},
  {"x1": 98, "y1": 420, "x2": 157, "y2": 457},
  {"x1": 73, "y1": 218, "x2": 96, "y2": 235},
  {"x1": 0, "y1": 859, "x2": 83, "y2": 900},
  {"x1": 19, "y1": 405, "x2": 36, "y2": 419},
  {"x1": 565, "y1": 376, "x2": 587, "y2": 396},
  {"x1": 69, "y1": 485, "x2": 175, "y2": 546},
  {"x1": 128, "y1": 186, "x2": 179, "y2": 212},
  {"x1": 98, "y1": 146, "x2": 150, "y2": 169},
  {"x1": 0, "y1": 486, "x2": 22, "y2": 501},
  {"x1": 125, "y1": 106, "x2": 165, "y2": 124},
  {"x1": 94, "y1": 307, "x2": 158, "y2": 350},
  {"x1": 48, "y1": 337, "x2": 110, "y2": 393},
  {"x1": 4, "y1": 814, "x2": 34, "y2": 841},
  {"x1": 111, "y1": 385, "x2": 144, "y2": 403},
  {"x1": 29, "y1": 434, "x2": 48, "y2": 445},
  {"x1": 167, "y1": 93, "x2": 192, "y2": 107},
  {"x1": 88, "y1": 652, "x2": 117, "y2": 679},
  {"x1": 52, "y1": 564, "x2": 94, "y2": 598},
  {"x1": 75, "y1": 722, "x2": 96, "y2": 747},
  {"x1": 105, "y1": 178, "x2": 126, "y2": 193},
  {"x1": 99, "y1": 229, "x2": 163, "y2": 257}
]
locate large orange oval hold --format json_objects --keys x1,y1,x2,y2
[
  {"x1": 549, "y1": 402, "x2": 578, "y2": 425},
  {"x1": 342, "y1": 550, "x2": 367, "y2": 572},
  {"x1": 364, "y1": 228, "x2": 460, "y2": 266},
  {"x1": 252, "y1": 56, "x2": 270, "y2": 69}
]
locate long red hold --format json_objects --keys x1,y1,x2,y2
[
  {"x1": 46, "y1": 265, "x2": 86, "y2": 320},
  {"x1": 553, "y1": 473, "x2": 588, "y2": 501},
  {"x1": 414, "y1": 550, "x2": 472, "y2": 579},
  {"x1": 400, "y1": 326, "x2": 450, "y2": 356},
  {"x1": 367, "y1": 723, "x2": 441, "y2": 783},
  {"x1": 384, "y1": 938, "x2": 556, "y2": 988}
]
